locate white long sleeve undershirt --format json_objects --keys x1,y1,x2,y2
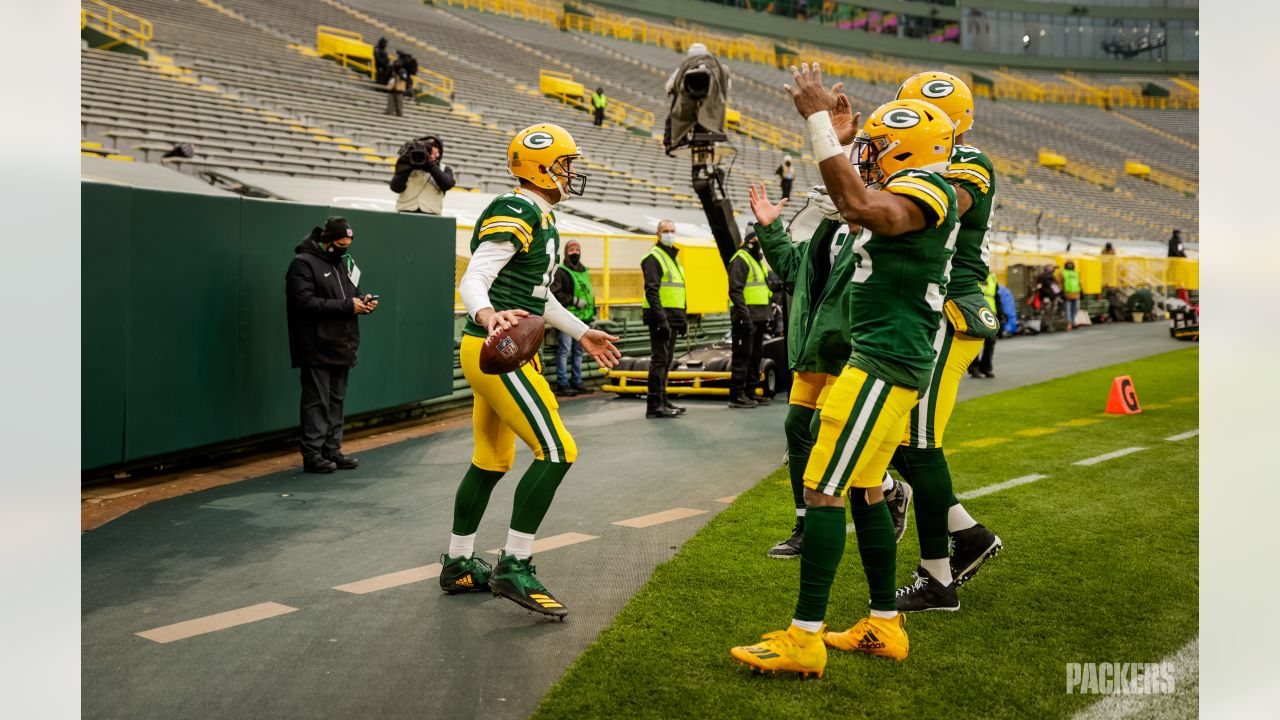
[{"x1": 458, "y1": 237, "x2": 589, "y2": 342}]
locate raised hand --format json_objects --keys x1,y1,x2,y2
[
  {"x1": 749, "y1": 183, "x2": 788, "y2": 226},
  {"x1": 832, "y1": 95, "x2": 861, "y2": 146},
  {"x1": 784, "y1": 62, "x2": 845, "y2": 120}
]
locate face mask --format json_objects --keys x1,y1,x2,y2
[
  {"x1": 659, "y1": 232, "x2": 676, "y2": 247},
  {"x1": 567, "y1": 253, "x2": 581, "y2": 265}
]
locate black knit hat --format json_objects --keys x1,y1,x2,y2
[{"x1": 319, "y1": 216, "x2": 353, "y2": 241}]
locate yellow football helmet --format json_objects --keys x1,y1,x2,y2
[
  {"x1": 896, "y1": 71, "x2": 974, "y2": 136},
  {"x1": 508, "y1": 123, "x2": 588, "y2": 196},
  {"x1": 852, "y1": 99, "x2": 955, "y2": 189}
]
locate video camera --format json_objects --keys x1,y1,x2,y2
[
  {"x1": 403, "y1": 135, "x2": 441, "y2": 168},
  {"x1": 662, "y1": 47, "x2": 739, "y2": 267}
]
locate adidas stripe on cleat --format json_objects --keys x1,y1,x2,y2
[
  {"x1": 439, "y1": 553, "x2": 493, "y2": 595},
  {"x1": 730, "y1": 624, "x2": 827, "y2": 678},
  {"x1": 824, "y1": 614, "x2": 909, "y2": 661},
  {"x1": 489, "y1": 552, "x2": 569, "y2": 619}
]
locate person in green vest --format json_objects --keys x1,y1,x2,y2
[
  {"x1": 1061, "y1": 260, "x2": 1082, "y2": 331},
  {"x1": 727, "y1": 229, "x2": 773, "y2": 408},
  {"x1": 642, "y1": 220, "x2": 688, "y2": 419},
  {"x1": 591, "y1": 87, "x2": 607, "y2": 126},
  {"x1": 969, "y1": 271, "x2": 999, "y2": 379},
  {"x1": 550, "y1": 239, "x2": 596, "y2": 395}
]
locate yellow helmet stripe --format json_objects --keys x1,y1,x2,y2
[{"x1": 887, "y1": 178, "x2": 947, "y2": 225}]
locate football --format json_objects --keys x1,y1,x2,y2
[{"x1": 478, "y1": 314, "x2": 546, "y2": 375}]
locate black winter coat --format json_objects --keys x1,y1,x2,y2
[{"x1": 285, "y1": 236, "x2": 363, "y2": 368}]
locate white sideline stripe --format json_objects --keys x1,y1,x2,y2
[
  {"x1": 333, "y1": 563, "x2": 442, "y2": 594},
  {"x1": 613, "y1": 508, "x2": 706, "y2": 528},
  {"x1": 1073, "y1": 447, "x2": 1147, "y2": 466},
  {"x1": 1071, "y1": 638, "x2": 1198, "y2": 720},
  {"x1": 1165, "y1": 429, "x2": 1199, "y2": 442},
  {"x1": 958, "y1": 474, "x2": 1050, "y2": 501},
  {"x1": 135, "y1": 602, "x2": 298, "y2": 643},
  {"x1": 486, "y1": 532, "x2": 599, "y2": 555}
]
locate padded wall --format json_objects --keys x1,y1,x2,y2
[{"x1": 81, "y1": 183, "x2": 456, "y2": 471}]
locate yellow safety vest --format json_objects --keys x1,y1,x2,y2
[
  {"x1": 642, "y1": 246, "x2": 686, "y2": 310},
  {"x1": 732, "y1": 249, "x2": 769, "y2": 305}
]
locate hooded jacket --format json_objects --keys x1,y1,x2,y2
[
  {"x1": 285, "y1": 234, "x2": 363, "y2": 368},
  {"x1": 391, "y1": 135, "x2": 456, "y2": 215}
]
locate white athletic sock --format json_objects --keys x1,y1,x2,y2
[
  {"x1": 795, "y1": 508, "x2": 807, "y2": 517},
  {"x1": 947, "y1": 504, "x2": 978, "y2": 533},
  {"x1": 791, "y1": 619, "x2": 824, "y2": 633},
  {"x1": 922, "y1": 557, "x2": 953, "y2": 586},
  {"x1": 880, "y1": 473, "x2": 895, "y2": 494},
  {"x1": 503, "y1": 529, "x2": 536, "y2": 560},
  {"x1": 870, "y1": 609, "x2": 898, "y2": 619},
  {"x1": 448, "y1": 533, "x2": 476, "y2": 558}
]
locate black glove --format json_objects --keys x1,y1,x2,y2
[{"x1": 731, "y1": 308, "x2": 750, "y2": 325}]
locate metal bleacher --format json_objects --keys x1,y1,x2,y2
[{"x1": 81, "y1": 0, "x2": 1197, "y2": 244}]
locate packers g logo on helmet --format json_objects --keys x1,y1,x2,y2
[
  {"x1": 507, "y1": 123, "x2": 589, "y2": 197},
  {"x1": 883, "y1": 108, "x2": 921, "y2": 129},
  {"x1": 852, "y1": 99, "x2": 955, "y2": 188},
  {"x1": 522, "y1": 132, "x2": 555, "y2": 150},
  {"x1": 922, "y1": 79, "x2": 955, "y2": 98},
  {"x1": 897, "y1": 71, "x2": 974, "y2": 136}
]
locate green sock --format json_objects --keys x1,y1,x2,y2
[
  {"x1": 509, "y1": 459, "x2": 572, "y2": 534},
  {"x1": 452, "y1": 464, "x2": 505, "y2": 536},
  {"x1": 794, "y1": 505, "x2": 846, "y2": 622},
  {"x1": 891, "y1": 446, "x2": 952, "y2": 560},
  {"x1": 783, "y1": 405, "x2": 816, "y2": 512},
  {"x1": 850, "y1": 492, "x2": 897, "y2": 612}
]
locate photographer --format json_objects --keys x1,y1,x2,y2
[{"x1": 390, "y1": 134, "x2": 456, "y2": 215}]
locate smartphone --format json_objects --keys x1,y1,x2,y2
[{"x1": 367, "y1": 294, "x2": 380, "y2": 301}]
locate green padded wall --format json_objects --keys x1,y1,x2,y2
[
  {"x1": 81, "y1": 183, "x2": 456, "y2": 472},
  {"x1": 81, "y1": 182, "x2": 132, "y2": 469}
]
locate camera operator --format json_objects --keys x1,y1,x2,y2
[{"x1": 390, "y1": 134, "x2": 456, "y2": 215}]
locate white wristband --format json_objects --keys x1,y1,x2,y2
[{"x1": 807, "y1": 111, "x2": 842, "y2": 162}]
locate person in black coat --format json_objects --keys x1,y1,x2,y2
[
  {"x1": 285, "y1": 217, "x2": 378, "y2": 473},
  {"x1": 373, "y1": 37, "x2": 390, "y2": 85},
  {"x1": 1167, "y1": 229, "x2": 1186, "y2": 258},
  {"x1": 727, "y1": 229, "x2": 771, "y2": 408}
]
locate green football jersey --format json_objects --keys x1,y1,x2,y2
[
  {"x1": 846, "y1": 168, "x2": 960, "y2": 393},
  {"x1": 941, "y1": 144, "x2": 996, "y2": 299},
  {"x1": 461, "y1": 192, "x2": 561, "y2": 338}
]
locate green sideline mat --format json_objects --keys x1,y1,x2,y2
[{"x1": 535, "y1": 348, "x2": 1199, "y2": 719}]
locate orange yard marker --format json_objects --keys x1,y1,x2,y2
[{"x1": 1105, "y1": 376, "x2": 1142, "y2": 414}]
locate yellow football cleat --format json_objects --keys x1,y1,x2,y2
[
  {"x1": 730, "y1": 624, "x2": 827, "y2": 678},
  {"x1": 824, "y1": 614, "x2": 909, "y2": 661}
]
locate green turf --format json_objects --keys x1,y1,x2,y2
[{"x1": 534, "y1": 348, "x2": 1199, "y2": 720}]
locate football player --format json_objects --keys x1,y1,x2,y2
[
  {"x1": 731, "y1": 64, "x2": 958, "y2": 676},
  {"x1": 889, "y1": 72, "x2": 1003, "y2": 613},
  {"x1": 748, "y1": 96, "x2": 913, "y2": 561},
  {"x1": 442, "y1": 123, "x2": 621, "y2": 618}
]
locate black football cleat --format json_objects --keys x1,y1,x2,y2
[
  {"x1": 950, "y1": 523, "x2": 1003, "y2": 586},
  {"x1": 895, "y1": 565, "x2": 959, "y2": 612},
  {"x1": 490, "y1": 553, "x2": 568, "y2": 619},
  {"x1": 767, "y1": 523, "x2": 804, "y2": 559},
  {"x1": 884, "y1": 477, "x2": 912, "y2": 543}
]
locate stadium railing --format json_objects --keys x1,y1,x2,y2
[{"x1": 81, "y1": 0, "x2": 153, "y2": 54}]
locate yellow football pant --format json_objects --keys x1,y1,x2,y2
[
  {"x1": 803, "y1": 366, "x2": 919, "y2": 496},
  {"x1": 460, "y1": 334, "x2": 577, "y2": 472},
  {"x1": 788, "y1": 371, "x2": 837, "y2": 410},
  {"x1": 903, "y1": 322, "x2": 984, "y2": 449}
]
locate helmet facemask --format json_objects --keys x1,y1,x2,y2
[
  {"x1": 851, "y1": 134, "x2": 899, "y2": 190},
  {"x1": 548, "y1": 155, "x2": 588, "y2": 197}
]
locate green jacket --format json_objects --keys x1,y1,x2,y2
[{"x1": 755, "y1": 217, "x2": 860, "y2": 376}]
